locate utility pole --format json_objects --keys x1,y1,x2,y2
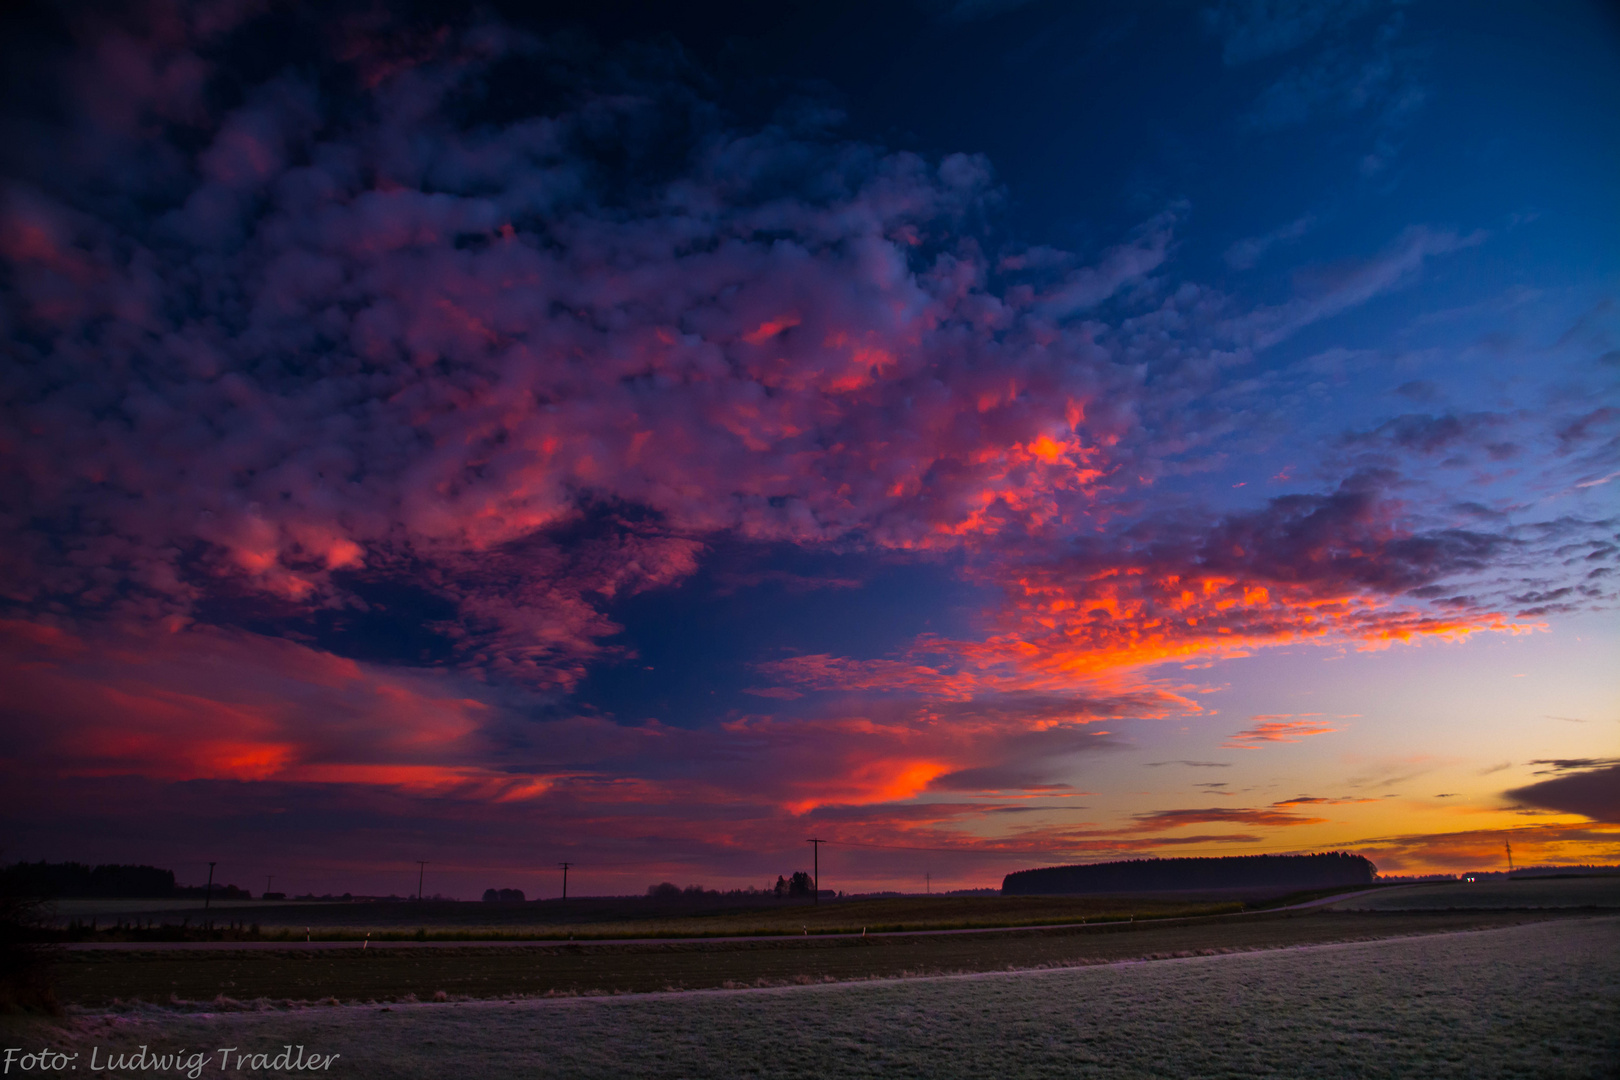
[
  {"x1": 1505, "y1": 840, "x2": 1514, "y2": 874},
  {"x1": 558, "y1": 862, "x2": 573, "y2": 900},
  {"x1": 416, "y1": 861, "x2": 428, "y2": 901},
  {"x1": 204, "y1": 861, "x2": 216, "y2": 910},
  {"x1": 265, "y1": 875, "x2": 273, "y2": 897},
  {"x1": 926, "y1": 871, "x2": 930, "y2": 896},
  {"x1": 806, "y1": 838, "x2": 825, "y2": 905}
]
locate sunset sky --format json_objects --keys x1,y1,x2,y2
[{"x1": 2, "y1": 0, "x2": 1616, "y2": 899}]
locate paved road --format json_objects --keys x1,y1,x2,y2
[{"x1": 60, "y1": 885, "x2": 1408, "y2": 952}]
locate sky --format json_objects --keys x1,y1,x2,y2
[{"x1": 1, "y1": 0, "x2": 1616, "y2": 900}]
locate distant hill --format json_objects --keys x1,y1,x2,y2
[{"x1": 1002, "y1": 853, "x2": 1375, "y2": 895}]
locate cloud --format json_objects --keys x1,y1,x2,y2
[
  {"x1": 1354, "y1": 823, "x2": 1620, "y2": 874},
  {"x1": 946, "y1": 478, "x2": 1525, "y2": 682},
  {"x1": 1232, "y1": 227, "x2": 1488, "y2": 349},
  {"x1": 1341, "y1": 413, "x2": 1507, "y2": 456},
  {"x1": 1224, "y1": 715, "x2": 1338, "y2": 748},
  {"x1": 1507, "y1": 765, "x2": 1620, "y2": 824},
  {"x1": 1031, "y1": 215, "x2": 1176, "y2": 320},
  {"x1": 0, "y1": 7, "x2": 1187, "y2": 696},
  {"x1": 0, "y1": 614, "x2": 1135, "y2": 832},
  {"x1": 1224, "y1": 214, "x2": 1314, "y2": 270},
  {"x1": 0, "y1": 618, "x2": 550, "y2": 800},
  {"x1": 0, "y1": 6, "x2": 1526, "y2": 715},
  {"x1": 1271, "y1": 794, "x2": 1377, "y2": 806},
  {"x1": 1527, "y1": 758, "x2": 1620, "y2": 775},
  {"x1": 1205, "y1": 0, "x2": 1377, "y2": 66},
  {"x1": 1243, "y1": 26, "x2": 1407, "y2": 133},
  {"x1": 1129, "y1": 806, "x2": 1327, "y2": 831},
  {"x1": 733, "y1": 473, "x2": 1535, "y2": 717}
]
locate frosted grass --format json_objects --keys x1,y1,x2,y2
[
  {"x1": 47, "y1": 916, "x2": 1619, "y2": 1079},
  {"x1": 1335, "y1": 877, "x2": 1620, "y2": 911}
]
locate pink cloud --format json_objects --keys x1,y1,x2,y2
[
  {"x1": 1223, "y1": 716, "x2": 1340, "y2": 749},
  {"x1": 0, "y1": 618, "x2": 539, "y2": 799}
]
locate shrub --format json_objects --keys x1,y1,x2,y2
[
  {"x1": 0, "y1": 879, "x2": 60, "y2": 1014},
  {"x1": 482, "y1": 888, "x2": 525, "y2": 902}
]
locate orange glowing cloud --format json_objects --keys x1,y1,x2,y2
[
  {"x1": 0, "y1": 619, "x2": 544, "y2": 799},
  {"x1": 1224, "y1": 715, "x2": 1340, "y2": 749},
  {"x1": 781, "y1": 758, "x2": 953, "y2": 814},
  {"x1": 740, "y1": 486, "x2": 1534, "y2": 717}
]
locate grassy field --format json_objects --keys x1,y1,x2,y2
[
  {"x1": 18, "y1": 916, "x2": 1617, "y2": 1079},
  {"x1": 49, "y1": 893, "x2": 1269, "y2": 942},
  {"x1": 1334, "y1": 876, "x2": 1620, "y2": 911},
  {"x1": 42, "y1": 909, "x2": 1573, "y2": 1006}
]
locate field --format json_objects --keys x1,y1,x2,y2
[
  {"x1": 1333, "y1": 876, "x2": 1620, "y2": 911},
  {"x1": 41, "y1": 909, "x2": 1568, "y2": 1005},
  {"x1": 18, "y1": 916, "x2": 1618, "y2": 1079},
  {"x1": 48, "y1": 893, "x2": 1273, "y2": 942}
]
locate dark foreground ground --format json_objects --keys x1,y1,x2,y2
[
  {"x1": 47, "y1": 890, "x2": 1313, "y2": 941},
  {"x1": 10, "y1": 917, "x2": 1618, "y2": 1080},
  {"x1": 44, "y1": 907, "x2": 1594, "y2": 1006}
]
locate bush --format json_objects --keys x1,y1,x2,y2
[
  {"x1": 481, "y1": 888, "x2": 525, "y2": 902},
  {"x1": 0, "y1": 879, "x2": 60, "y2": 1014}
]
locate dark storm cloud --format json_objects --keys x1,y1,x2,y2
[
  {"x1": 1526, "y1": 758, "x2": 1620, "y2": 776},
  {"x1": 1506, "y1": 765, "x2": 1620, "y2": 825}
]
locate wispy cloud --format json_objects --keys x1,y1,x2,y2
[
  {"x1": 1130, "y1": 806, "x2": 1327, "y2": 831},
  {"x1": 1225, "y1": 214, "x2": 1315, "y2": 270},
  {"x1": 1224, "y1": 715, "x2": 1339, "y2": 748}
]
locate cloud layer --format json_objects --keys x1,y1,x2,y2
[{"x1": 1, "y1": 2, "x2": 1615, "y2": 886}]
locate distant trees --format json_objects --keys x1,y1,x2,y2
[
  {"x1": 1, "y1": 862, "x2": 176, "y2": 898},
  {"x1": 481, "y1": 888, "x2": 525, "y2": 902},
  {"x1": 174, "y1": 883, "x2": 250, "y2": 900},
  {"x1": 774, "y1": 871, "x2": 815, "y2": 898},
  {"x1": 0, "y1": 862, "x2": 265, "y2": 900},
  {"x1": 646, "y1": 883, "x2": 719, "y2": 899}
]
